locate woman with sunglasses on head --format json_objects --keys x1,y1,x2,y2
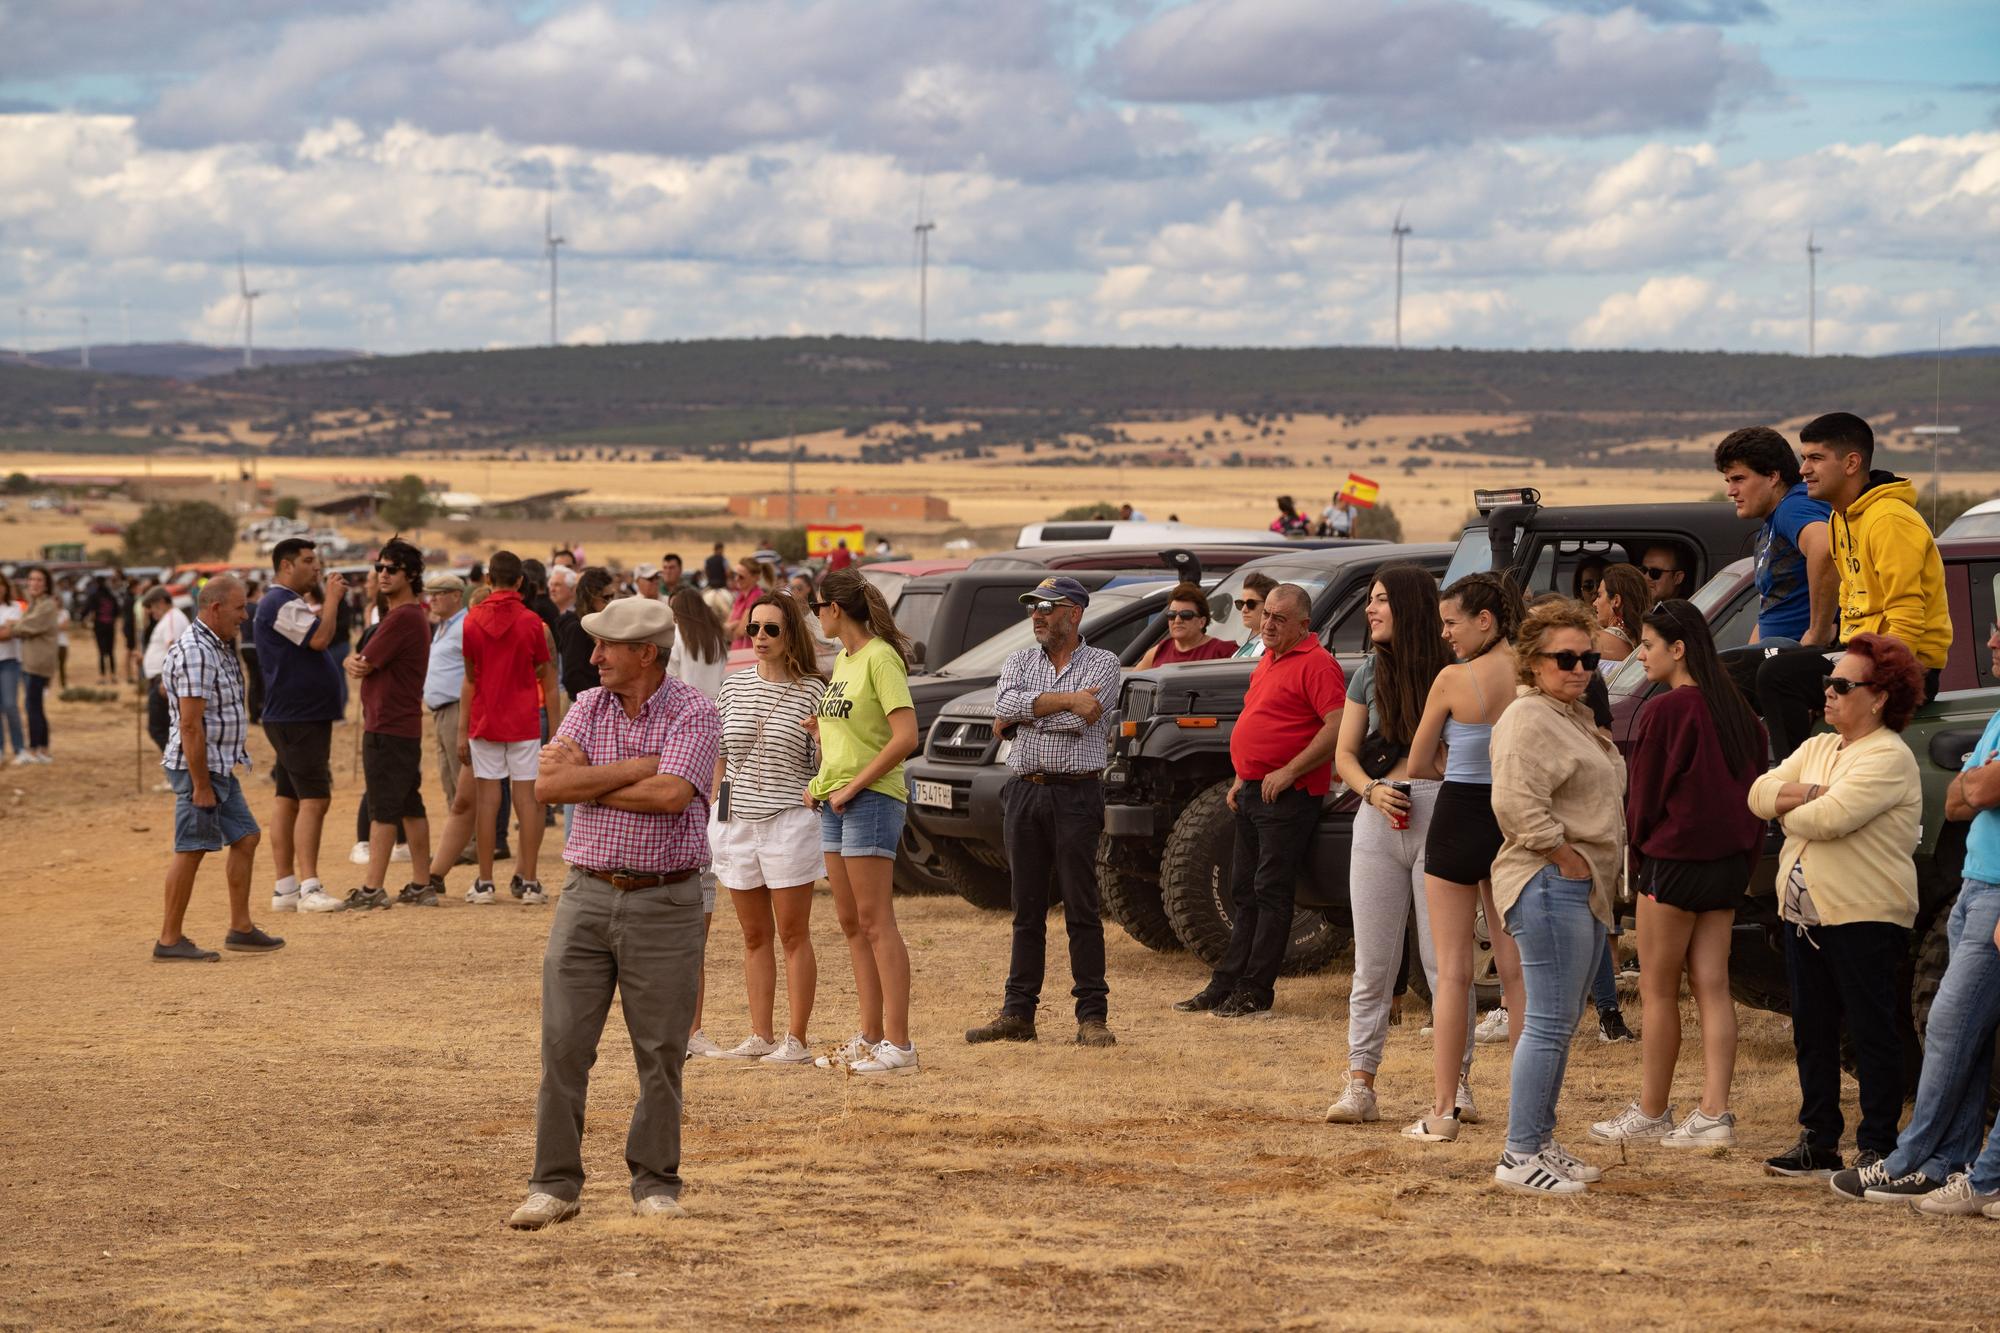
[
  {"x1": 1133, "y1": 582, "x2": 1236, "y2": 669},
  {"x1": 1403, "y1": 571, "x2": 1527, "y2": 1141},
  {"x1": 805, "y1": 568, "x2": 922, "y2": 1076},
  {"x1": 1750, "y1": 632, "x2": 1924, "y2": 1183},
  {"x1": 1325, "y1": 564, "x2": 1473, "y2": 1126},
  {"x1": 705, "y1": 593, "x2": 827, "y2": 1065},
  {"x1": 1590, "y1": 599, "x2": 1765, "y2": 1150},
  {"x1": 1489, "y1": 599, "x2": 1627, "y2": 1194},
  {"x1": 1591, "y1": 563, "x2": 1648, "y2": 667}
]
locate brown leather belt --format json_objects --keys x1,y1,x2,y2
[
  {"x1": 1021, "y1": 772, "x2": 1101, "y2": 785},
  {"x1": 579, "y1": 866, "x2": 702, "y2": 892}
]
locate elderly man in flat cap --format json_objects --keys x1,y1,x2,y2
[{"x1": 506, "y1": 596, "x2": 722, "y2": 1230}]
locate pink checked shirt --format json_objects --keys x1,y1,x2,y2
[{"x1": 556, "y1": 673, "x2": 721, "y2": 875}]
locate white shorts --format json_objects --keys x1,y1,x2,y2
[
  {"x1": 708, "y1": 803, "x2": 824, "y2": 891},
  {"x1": 469, "y1": 737, "x2": 540, "y2": 781}
]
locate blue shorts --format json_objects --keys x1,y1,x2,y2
[
  {"x1": 167, "y1": 767, "x2": 260, "y2": 853},
  {"x1": 818, "y1": 788, "x2": 907, "y2": 861}
]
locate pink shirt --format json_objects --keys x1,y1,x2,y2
[{"x1": 556, "y1": 674, "x2": 721, "y2": 874}]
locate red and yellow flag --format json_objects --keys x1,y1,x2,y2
[{"x1": 1337, "y1": 472, "x2": 1380, "y2": 509}]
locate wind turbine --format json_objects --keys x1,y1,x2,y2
[
  {"x1": 1391, "y1": 205, "x2": 1413, "y2": 351},
  {"x1": 237, "y1": 250, "x2": 263, "y2": 369},
  {"x1": 1805, "y1": 230, "x2": 1823, "y2": 358},
  {"x1": 913, "y1": 178, "x2": 936, "y2": 343},
  {"x1": 544, "y1": 198, "x2": 566, "y2": 347},
  {"x1": 79, "y1": 314, "x2": 90, "y2": 370}
]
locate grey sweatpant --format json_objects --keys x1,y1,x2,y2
[
  {"x1": 529, "y1": 866, "x2": 707, "y2": 1203},
  {"x1": 1347, "y1": 781, "x2": 1475, "y2": 1078}
]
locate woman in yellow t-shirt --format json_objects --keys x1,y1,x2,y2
[{"x1": 805, "y1": 568, "x2": 922, "y2": 1076}]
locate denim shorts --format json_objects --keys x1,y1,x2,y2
[
  {"x1": 166, "y1": 767, "x2": 260, "y2": 853},
  {"x1": 818, "y1": 788, "x2": 906, "y2": 860}
]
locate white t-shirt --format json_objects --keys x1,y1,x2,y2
[
  {"x1": 0, "y1": 602, "x2": 20, "y2": 663},
  {"x1": 668, "y1": 639, "x2": 730, "y2": 700},
  {"x1": 142, "y1": 607, "x2": 192, "y2": 678}
]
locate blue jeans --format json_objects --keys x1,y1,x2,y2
[
  {"x1": 1504, "y1": 866, "x2": 1606, "y2": 1156},
  {"x1": 0, "y1": 659, "x2": 22, "y2": 755},
  {"x1": 1886, "y1": 879, "x2": 2000, "y2": 1186},
  {"x1": 818, "y1": 788, "x2": 906, "y2": 860},
  {"x1": 166, "y1": 767, "x2": 261, "y2": 853},
  {"x1": 1590, "y1": 936, "x2": 1619, "y2": 1013}
]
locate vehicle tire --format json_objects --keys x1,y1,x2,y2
[
  {"x1": 935, "y1": 840, "x2": 1014, "y2": 912},
  {"x1": 1096, "y1": 833, "x2": 1181, "y2": 953},
  {"x1": 1405, "y1": 903, "x2": 1504, "y2": 1011},
  {"x1": 1159, "y1": 781, "x2": 1346, "y2": 974}
]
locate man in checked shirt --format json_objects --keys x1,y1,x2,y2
[
  {"x1": 504, "y1": 597, "x2": 721, "y2": 1230},
  {"x1": 965, "y1": 576, "x2": 1123, "y2": 1048}
]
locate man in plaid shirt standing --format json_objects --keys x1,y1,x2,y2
[
  {"x1": 966, "y1": 576, "x2": 1122, "y2": 1048},
  {"x1": 506, "y1": 596, "x2": 721, "y2": 1230}
]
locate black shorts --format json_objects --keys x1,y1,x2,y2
[
  {"x1": 1423, "y1": 781, "x2": 1502, "y2": 886},
  {"x1": 264, "y1": 720, "x2": 333, "y2": 801},
  {"x1": 1639, "y1": 853, "x2": 1751, "y2": 914},
  {"x1": 362, "y1": 732, "x2": 427, "y2": 824}
]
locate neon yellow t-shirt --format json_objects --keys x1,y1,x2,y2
[{"x1": 809, "y1": 636, "x2": 916, "y2": 803}]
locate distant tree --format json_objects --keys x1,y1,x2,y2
[
  {"x1": 1353, "y1": 502, "x2": 1404, "y2": 544},
  {"x1": 3, "y1": 471, "x2": 30, "y2": 494},
  {"x1": 272, "y1": 495, "x2": 300, "y2": 520},
  {"x1": 1048, "y1": 501, "x2": 1120, "y2": 521},
  {"x1": 123, "y1": 500, "x2": 235, "y2": 563},
  {"x1": 379, "y1": 474, "x2": 434, "y2": 531}
]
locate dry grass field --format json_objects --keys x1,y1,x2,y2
[{"x1": 9, "y1": 693, "x2": 2000, "y2": 1330}]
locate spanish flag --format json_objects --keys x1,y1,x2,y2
[{"x1": 1338, "y1": 472, "x2": 1380, "y2": 509}]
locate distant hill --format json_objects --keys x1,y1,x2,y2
[
  {"x1": 21, "y1": 342, "x2": 364, "y2": 381},
  {"x1": 1885, "y1": 345, "x2": 2000, "y2": 359}
]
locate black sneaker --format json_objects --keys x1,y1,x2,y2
[
  {"x1": 1174, "y1": 988, "x2": 1229, "y2": 1013},
  {"x1": 152, "y1": 936, "x2": 220, "y2": 962},
  {"x1": 1597, "y1": 1008, "x2": 1635, "y2": 1043},
  {"x1": 965, "y1": 1012, "x2": 1037, "y2": 1044},
  {"x1": 1764, "y1": 1132, "x2": 1843, "y2": 1179},
  {"x1": 1852, "y1": 1149, "x2": 1884, "y2": 1171},
  {"x1": 1845, "y1": 1162, "x2": 1943, "y2": 1203},
  {"x1": 1212, "y1": 990, "x2": 1274, "y2": 1019},
  {"x1": 223, "y1": 926, "x2": 286, "y2": 953},
  {"x1": 344, "y1": 886, "x2": 392, "y2": 911},
  {"x1": 395, "y1": 881, "x2": 440, "y2": 907}
]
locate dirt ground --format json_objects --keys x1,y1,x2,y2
[{"x1": 8, "y1": 694, "x2": 2000, "y2": 1331}]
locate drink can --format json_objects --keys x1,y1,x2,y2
[{"x1": 1387, "y1": 780, "x2": 1412, "y2": 830}]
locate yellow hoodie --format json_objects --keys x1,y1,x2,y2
[{"x1": 1832, "y1": 472, "x2": 1951, "y2": 669}]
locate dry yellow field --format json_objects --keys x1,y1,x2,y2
[{"x1": 9, "y1": 693, "x2": 2000, "y2": 1329}]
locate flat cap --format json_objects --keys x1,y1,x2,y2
[
  {"x1": 423, "y1": 573, "x2": 466, "y2": 594},
  {"x1": 581, "y1": 595, "x2": 676, "y2": 648}
]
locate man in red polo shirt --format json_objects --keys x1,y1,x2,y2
[
  {"x1": 459, "y1": 551, "x2": 564, "y2": 905},
  {"x1": 1175, "y1": 582, "x2": 1346, "y2": 1019}
]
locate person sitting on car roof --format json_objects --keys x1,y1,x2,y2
[{"x1": 1133, "y1": 582, "x2": 1237, "y2": 669}]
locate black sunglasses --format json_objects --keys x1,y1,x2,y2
[
  {"x1": 1024, "y1": 599, "x2": 1071, "y2": 615},
  {"x1": 809, "y1": 600, "x2": 833, "y2": 612},
  {"x1": 374, "y1": 563, "x2": 413, "y2": 576},
  {"x1": 1164, "y1": 609, "x2": 1204, "y2": 622},
  {"x1": 1234, "y1": 597, "x2": 1263, "y2": 611},
  {"x1": 1825, "y1": 677, "x2": 1875, "y2": 695},
  {"x1": 1541, "y1": 649, "x2": 1602, "y2": 672},
  {"x1": 747, "y1": 622, "x2": 785, "y2": 638},
  {"x1": 1641, "y1": 566, "x2": 1677, "y2": 581}
]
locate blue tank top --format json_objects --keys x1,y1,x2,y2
[{"x1": 1442, "y1": 665, "x2": 1495, "y2": 783}]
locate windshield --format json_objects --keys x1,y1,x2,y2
[
  {"x1": 935, "y1": 583, "x2": 1164, "y2": 676},
  {"x1": 1442, "y1": 526, "x2": 1491, "y2": 587},
  {"x1": 1943, "y1": 511, "x2": 2000, "y2": 539},
  {"x1": 1207, "y1": 561, "x2": 1353, "y2": 659}
]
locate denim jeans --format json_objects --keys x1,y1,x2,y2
[
  {"x1": 1886, "y1": 880, "x2": 2000, "y2": 1184},
  {"x1": 23, "y1": 671, "x2": 49, "y2": 750},
  {"x1": 1590, "y1": 936, "x2": 1619, "y2": 1014},
  {"x1": 1504, "y1": 866, "x2": 1606, "y2": 1156},
  {"x1": 0, "y1": 659, "x2": 22, "y2": 755}
]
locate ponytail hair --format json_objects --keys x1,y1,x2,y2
[
  {"x1": 1439, "y1": 570, "x2": 1524, "y2": 657},
  {"x1": 1643, "y1": 598, "x2": 1762, "y2": 775},
  {"x1": 818, "y1": 567, "x2": 914, "y2": 666}
]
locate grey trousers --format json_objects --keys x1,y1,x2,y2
[
  {"x1": 431, "y1": 702, "x2": 461, "y2": 806},
  {"x1": 1347, "y1": 781, "x2": 1474, "y2": 1079},
  {"x1": 529, "y1": 866, "x2": 707, "y2": 1203}
]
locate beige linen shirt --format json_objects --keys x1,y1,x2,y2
[{"x1": 1490, "y1": 686, "x2": 1627, "y2": 928}]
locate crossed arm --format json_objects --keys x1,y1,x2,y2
[
  {"x1": 1947, "y1": 756, "x2": 2000, "y2": 823},
  {"x1": 533, "y1": 738, "x2": 697, "y2": 814}
]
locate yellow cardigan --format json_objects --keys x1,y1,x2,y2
[{"x1": 1747, "y1": 728, "x2": 1920, "y2": 928}]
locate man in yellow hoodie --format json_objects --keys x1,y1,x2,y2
[{"x1": 1758, "y1": 412, "x2": 1951, "y2": 757}]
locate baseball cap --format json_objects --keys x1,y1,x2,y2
[
  {"x1": 1019, "y1": 575, "x2": 1091, "y2": 609},
  {"x1": 634, "y1": 562, "x2": 661, "y2": 579}
]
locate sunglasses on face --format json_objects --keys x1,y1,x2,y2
[
  {"x1": 1024, "y1": 600, "x2": 1070, "y2": 615},
  {"x1": 1825, "y1": 677, "x2": 1875, "y2": 696},
  {"x1": 1642, "y1": 566, "x2": 1677, "y2": 581},
  {"x1": 1164, "y1": 610, "x2": 1204, "y2": 622},
  {"x1": 747, "y1": 622, "x2": 785, "y2": 638},
  {"x1": 809, "y1": 600, "x2": 833, "y2": 612},
  {"x1": 1234, "y1": 598, "x2": 1263, "y2": 611},
  {"x1": 1541, "y1": 649, "x2": 1602, "y2": 672},
  {"x1": 374, "y1": 563, "x2": 407, "y2": 575}
]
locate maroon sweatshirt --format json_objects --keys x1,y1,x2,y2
[{"x1": 1624, "y1": 685, "x2": 1765, "y2": 864}]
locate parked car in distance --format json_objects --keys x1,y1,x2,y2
[
  {"x1": 1015, "y1": 520, "x2": 1329, "y2": 548},
  {"x1": 1941, "y1": 497, "x2": 2000, "y2": 539}
]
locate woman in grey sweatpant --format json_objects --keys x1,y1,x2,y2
[{"x1": 1324, "y1": 566, "x2": 1476, "y2": 1127}]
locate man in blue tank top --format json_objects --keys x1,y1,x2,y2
[{"x1": 254, "y1": 538, "x2": 349, "y2": 915}]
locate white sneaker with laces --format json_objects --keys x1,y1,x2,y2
[
  {"x1": 298, "y1": 887, "x2": 347, "y2": 913},
  {"x1": 348, "y1": 840, "x2": 371, "y2": 866},
  {"x1": 1402, "y1": 1110, "x2": 1461, "y2": 1142},
  {"x1": 1915, "y1": 1172, "x2": 2000, "y2": 1217},
  {"x1": 506, "y1": 1191, "x2": 579, "y2": 1229},
  {"x1": 761, "y1": 1035, "x2": 815, "y2": 1065},
  {"x1": 9, "y1": 753, "x2": 29, "y2": 766},
  {"x1": 815, "y1": 1033, "x2": 875, "y2": 1069},
  {"x1": 707, "y1": 1034, "x2": 780, "y2": 1060},
  {"x1": 1455, "y1": 1078, "x2": 1480, "y2": 1124},
  {"x1": 1589, "y1": 1101, "x2": 1676, "y2": 1144},
  {"x1": 1495, "y1": 1149, "x2": 1586, "y2": 1196},
  {"x1": 1542, "y1": 1141, "x2": 1603, "y2": 1183},
  {"x1": 519, "y1": 881, "x2": 548, "y2": 906},
  {"x1": 685, "y1": 1030, "x2": 723, "y2": 1058},
  {"x1": 1324, "y1": 1076, "x2": 1379, "y2": 1124},
  {"x1": 850, "y1": 1039, "x2": 920, "y2": 1076},
  {"x1": 1475, "y1": 1007, "x2": 1510, "y2": 1045},
  {"x1": 270, "y1": 890, "x2": 301, "y2": 913},
  {"x1": 633, "y1": 1194, "x2": 685, "y2": 1218},
  {"x1": 1661, "y1": 1108, "x2": 1736, "y2": 1148},
  {"x1": 465, "y1": 880, "x2": 496, "y2": 905}
]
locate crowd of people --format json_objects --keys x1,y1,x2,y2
[{"x1": 113, "y1": 409, "x2": 2000, "y2": 1225}]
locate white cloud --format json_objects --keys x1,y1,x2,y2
[{"x1": 1571, "y1": 274, "x2": 1732, "y2": 347}]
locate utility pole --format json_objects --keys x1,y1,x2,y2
[
  {"x1": 786, "y1": 426, "x2": 798, "y2": 528},
  {"x1": 1392, "y1": 208, "x2": 1412, "y2": 351},
  {"x1": 79, "y1": 314, "x2": 90, "y2": 371},
  {"x1": 545, "y1": 200, "x2": 566, "y2": 347},
  {"x1": 1806, "y1": 230, "x2": 1822, "y2": 357},
  {"x1": 914, "y1": 220, "x2": 936, "y2": 342}
]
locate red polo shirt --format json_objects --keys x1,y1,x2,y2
[
  {"x1": 463, "y1": 589, "x2": 551, "y2": 742},
  {"x1": 1231, "y1": 634, "x2": 1347, "y2": 794}
]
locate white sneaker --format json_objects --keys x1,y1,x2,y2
[
  {"x1": 707, "y1": 1034, "x2": 779, "y2": 1060},
  {"x1": 506, "y1": 1191, "x2": 579, "y2": 1230},
  {"x1": 1661, "y1": 1108, "x2": 1736, "y2": 1148},
  {"x1": 850, "y1": 1039, "x2": 921, "y2": 1076},
  {"x1": 685, "y1": 1030, "x2": 723, "y2": 1058},
  {"x1": 1589, "y1": 1101, "x2": 1676, "y2": 1144},
  {"x1": 1402, "y1": 1110, "x2": 1461, "y2": 1142},
  {"x1": 297, "y1": 888, "x2": 347, "y2": 913},
  {"x1": 1542, "y1": 1141, "x2": 1603, "y2": 1183},
  {"x1": 633, "y1": 1194, "x2": 685, "y2": 1218},
  {"x1": 348, "y1": 841, "x2": 371, "y2": 865},
  {"x1": 1475, "y1": 1007, "x2": 1510, "y2": 1044},
  {"x1": 390, "y1": 842, "x2": 411, "y2": 863},
  {"x1": 1324, "y1": 1076, "x2": 1379, "y2": 1124},
  {"x1": 761, "y1": 1035, "x2": 815, "y2": 1065},
  {"x1": 519, "y1": 881, "x2": 548, "y2": 906},
  {"x1": 270, "y1": 890, "x2": 300, "y2": 913},
  {"x1": 1455, "y1": 1078, "x2": 1480, "y2": 1124},
  {"x1": 465, "y1": 880, "x2": 496, "y2": 905},
  {"x1": 815, "y1": 1033, "x2": 875, "y2": 1070},
  {"x1": 1494, "y1": 1149, "x2": 1587, "y2": 1196},
  {"x1": 8, "y1": 753, "x2": 29, "y2": 766}
]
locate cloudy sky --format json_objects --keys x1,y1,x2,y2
[{"x1": 3, "y1": 0, "x2": 1996, "y2": 356}]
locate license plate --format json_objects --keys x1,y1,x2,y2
[{"x1": 912, "y1": 779, "x2": 954, "y2": 810}]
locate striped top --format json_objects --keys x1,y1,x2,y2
[
  {"x1": 162, "y1": 617, "x2": 252, "y2": 778},
  {"x1": 717, "y1": 669, "x2": 826, "y2": 820}
]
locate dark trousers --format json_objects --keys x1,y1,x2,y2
[
  {"x1": 1210, "y1": 783, "x2": 1320, "y2": 1003},
  {"x1": 92, "y1": 622, "x2": 117, "y2": 675},
  {"x1": 145, "y1": 676, "x2": 171, "y2": 753},
  {"x1": 1000, "y1": 775, "x2": 1108, "y2": 1023},
  {"x1": 24, "y1": 672, "x2": 49, "y2": 749},
  {"x1": 241, "y1": 649, "x2": 263, "y2": 725},
  {"x1": 1784, "y1": 919, "x2": 1909, "y2": 1155},
  {"x1": 1758, "y1": 646, "x2": 1940, "y2": 760}
]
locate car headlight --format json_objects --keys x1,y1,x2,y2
[{"x1": 995, "y1": 737, "x2": 1012, "y2": 763}]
